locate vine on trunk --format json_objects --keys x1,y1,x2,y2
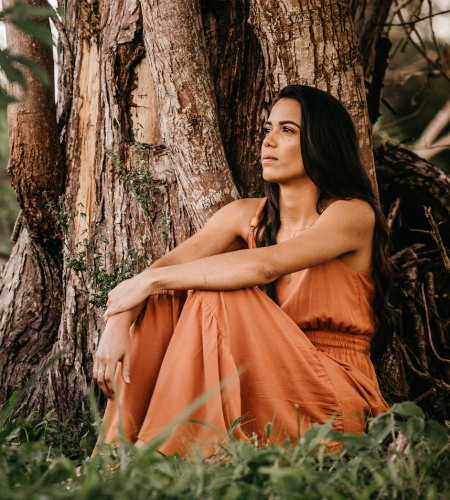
[
  {"x1": 107, "y1": 124, "x2": 172, "y2": 242},
  {"x1": 42, "y1": 193, "x2": 150, "y2": 309}
]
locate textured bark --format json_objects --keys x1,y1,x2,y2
[
  {"x1": 349, "y1": 0, "x2": 395, "y2": 78},
  {"x1": 4, "y1": 0, "x2": 64, "y2": 243},
  {"x1": 140, "y1": 0, "x2": 240, "y2": 231},
  {"x1": 0, "y1": 228, "x2": 62, "y2": 409},
  {"x1": 0, "y1": 0, "x2": 65, "y2": 406},
  {"x1": 44, "y1": 0, "x2": 197, "y2": 417},
  {"x1": 376, "y1": 142, "x2": 450, "y2": 249},
  {"x1": 201, "y1": 0, "x2": 266, "y2": 199},
  {"x1": 247, "y1": 0, "x2": 376, "y2": 182}
]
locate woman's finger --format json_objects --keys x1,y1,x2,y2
[
  {"x1": 122, "y1": 348, "x2": 131, "y2": 385},
  {"x1": 104, "y1": 361, "x2": 118, "y2": 400},
  {"x1": 104, "y1": 308, "x2": 116, "y2": 322},
  {"x1": 96, "y1": 363, "x2": 108, "y2": 398},
  {"x1": 93, "y1": 355, "x2": 99, "y2": 382}
]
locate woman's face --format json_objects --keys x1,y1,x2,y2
[{"x1": 261, "y1": 98, "x2": 307, "y2": 185}]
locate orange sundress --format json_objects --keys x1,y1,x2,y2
[{"x1": 100, "y1": 197, "x2": 389, "y2": 457}]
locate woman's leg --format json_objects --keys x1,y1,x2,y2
[
  {"x1": 100, "y1": 290, "x2": 188, "y2": 445},
  {"x1": 136, "y1": 287, "x2": 343, "y2": 458}
]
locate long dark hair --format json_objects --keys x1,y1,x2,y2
[{"x1": 254, "y1": 85, "x2": 394, "y2": 357}]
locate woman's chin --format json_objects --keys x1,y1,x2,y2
[{"x1": 262, "y1": 168, "x2": 280, "y2": 184}]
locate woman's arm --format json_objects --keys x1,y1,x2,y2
[
  {"x1": 104, "y1": 199, "x2": 375, "y2": 320},
  {"x1": 94, "y1": 199, "x2": 258, "y2": 397}
]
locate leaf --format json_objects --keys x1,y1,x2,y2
[
  {"x1": 239, "y1": 442, "x2": 258, "y2": 461},
  {"x1": 423, "y1": 420, "x2": 449, "y2": 447},
  {"x1": 326, "y1": 430, "x2": 376, "y2": 453},
  {"x1": 11, "y1": 19, "x2": 53, "y2": 46},
  {"x1": 367, "y1": 416, "x2": 395, "y2": 443},
  {"x1": 391, "y1": 401, "x2": 425, "y2": 419},
  {"x1": 12, "y1": 55, "x2": 50, "y2": 86},
  {"x1": 397, "y1": 417, "x2": 425, "y2": 441}
]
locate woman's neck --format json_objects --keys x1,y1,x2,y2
[{"x1": 278, "y1": 183, "x2": 321, "y2": 228}]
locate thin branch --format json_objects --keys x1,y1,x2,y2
[
  {"x1": 413, "y1": 386, "x2": 436, "y2": 404},
  {"x1": 384, "y1": 0, "x2": 416, "y2": 29},
  {"x1": 423, "y1": 206, "x2": 450, "y2": 273},
  {"x1": 399, "y1": 339, "x2": 450, "y2": 391},
  {"x1": 392, "y1": 2, "x2": 450, "y2": 83},
  {"x1": 421, "y1": 283, "x2": 450, "y2": 364},
  {"x1": 367, "y1": 37, "x2": 392, "y2": 124},
  {"x1": 406, "y1": 300, "x2": 428, "y2": 371},
  {"x1": 380, "y1": 9, "x2": 450, "y2": 26},
  {"x1": 387, "y1": 197, "x2": 401, "y2": 229},
  {"x1": 425, "y1": 272, "x2": 448, "y2": 348},
  {"x1": 377, "y1": 84, "x2": 429, "y2": 131},
  {"x1": 415, "y1": 100, "x2": 450, "y2": 152},
  {"x1": 426, "y1": 0, "x2": 442, "y2": 63},
  {"x1": 46, "y1": 1, "x2": 74, "y2": 130},
  {"x1": 415, "y1": 131, "x2": 450, "y2": 160}
]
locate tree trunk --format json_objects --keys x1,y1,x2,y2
[
  {"x1": 0, "y1": 0, "x2": 64, "y2": 406},
  {"x1": 2, "y1": 0, "x2": 435, "y2": 420}
]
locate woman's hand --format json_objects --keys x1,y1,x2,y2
[
  {"x1": 93, "y1": 312, "x2": 133, "y2": 399},
  {"x1": 104, "y1": 271, "x2": 152, "y2": 323}
]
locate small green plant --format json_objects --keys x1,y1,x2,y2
[
  {"x1": 0, "y1": 396, "x2": 449, "y2": 499},
  {"x1": 43, "y1": 192, "x2": 150, "y2": 309},
  {"x1": 107, "y1": 123, "x2": 171, "y2": 241}
]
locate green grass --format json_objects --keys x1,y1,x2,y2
[{"x1": 0, "y1": 391, "x2": 449, "y2": 499}]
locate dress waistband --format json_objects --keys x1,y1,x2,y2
[{"x1": 303, "y1": 329, "x2": 372, "y2": 356}]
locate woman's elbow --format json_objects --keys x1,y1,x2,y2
[{"x1": 260, "y1": 259, "x2": 278, "y2": 283}]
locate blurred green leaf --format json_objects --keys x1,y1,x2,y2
[
  {"x1": 11, "y1": 19, "x2": 53, "y2": 46},
  {"x1": 391, "y1": 401, "x2": 425, "y2": 419},
  {"x1": 423, "y1": 420, "x2": 449, "y2": 447}
]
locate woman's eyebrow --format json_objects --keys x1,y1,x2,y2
[{"x1": 265, "y1": 120, "x2": 300, "y2": 129}]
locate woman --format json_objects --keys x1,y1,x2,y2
[{"x1": 94, "y1": 85, "x2": 392, "y2": 457}]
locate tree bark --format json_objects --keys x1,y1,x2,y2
[
  {"x1": 247, "y1": 0, "x2": 376, "y2": 182},
  {"x1": 0, "y1": 228, "x2": 62, "y2": 409},
  {"x1": 4, "y1": 0, "x2": 64, "y2": 243},
  {"x1": 349, "y1": 0, "x2": 395, "y2": 79},
  {"x1": 0, "y1": 0, "x2": 65, "y2": 406}
]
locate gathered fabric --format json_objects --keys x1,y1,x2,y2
[{"x1": 100, "y1": 197, "x2": 389, "y2": 457}]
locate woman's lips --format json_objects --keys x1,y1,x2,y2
[{"x1": 262, "y1": 157, "x2": 278, "y2": 163}]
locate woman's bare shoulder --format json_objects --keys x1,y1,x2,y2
[{"x1": 225, "y1": 198, "x2": 265, "y2": 241}]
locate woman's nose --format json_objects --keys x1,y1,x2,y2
[{"x1": 263, "y1": 131, "x2": 276, "y2": 148}]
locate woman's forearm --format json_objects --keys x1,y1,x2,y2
[
  {"x1": 142, "y1": 247, "x2": 274, "y2": 294},
  {"x1": 108, "y1": 257, "x2": 170, "y2": 325}
]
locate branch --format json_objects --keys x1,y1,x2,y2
[
  {"x1": 423, "y1": 206, "x2": 450, "y2": 273},
  {"x1": 393, "y1": 4, "x2": 450, "y2": 83},
  {"x1": 387, "y1": 197, "x2": 401, "y2": 229},
  {"x1": 380, "y1": 9, "x2": 450, "y2": 26},
  {"x1": 367, "y1": 37, "x2": 392, "y2": 124},
  {"x1": 398, "y1": 339, "x2": 450, "y2": 392},
  {"x1": 421, "y1": 283, "x2": 450, "y2": 364},
  {"x1": 46, "y1": 2, "x2": 74, "y2": 131}
]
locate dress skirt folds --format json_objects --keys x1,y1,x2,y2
[{"x1": 100, "y1": 198, "x2": 389, "y2": 457}]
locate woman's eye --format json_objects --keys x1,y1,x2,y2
[
  {"x1": 262, "y1": 127, "x2": 271, "y2": 134},
  {"x1": 283, "y1": 127, "x2": 293, "y2": 133}
]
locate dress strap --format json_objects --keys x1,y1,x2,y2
[{"x1": 247, "y1": 197, "x2": 268, "y2": 249}]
